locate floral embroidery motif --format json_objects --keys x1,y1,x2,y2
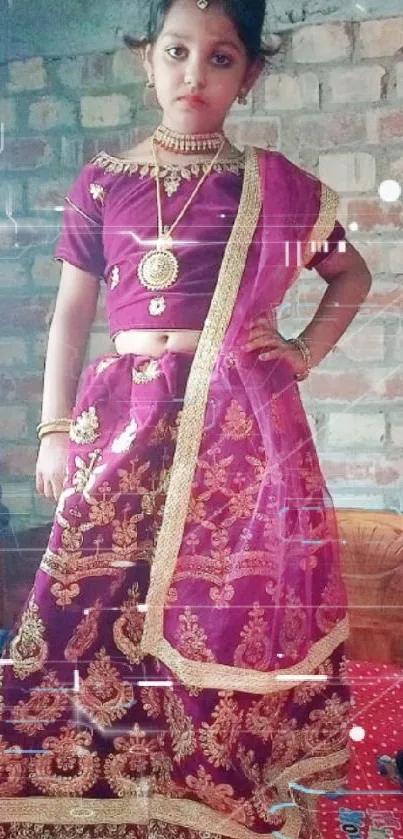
[
  {"x1": 64, "y1": 598, "x2": 103, "y2": 661},
  {"x1": 176, "y1": 606, "x2": 216, "y2": 662},
  {"x1": 110, "y1": 265, "x2": 120, "y2": 289},
  {"x1": 199, "y1": 691, "x2": 242, "y2": 769},
  {"x1": 245, "y1": 693, "x2": 287, "y2": 743},
  {"x1": 233, "y1": 603, "x2": 272, "y2": 670},
  {"x1": 70, "y1": 406, "x2": 100, "y2": 445},
  {"x1": 71, "y1": 450, "x2": 104, "y2": 499},
  {"x1": 185, "y1": 765, "x2": 255, "y2": 825},
  {"x1": 0, "y1": 734, "x2": 29, "y2": 795},
  {"x1": 222, "y1": 400, "x2": 254, "y2": 440},
  {"x1": 9, "y1": 594, "x2": 48, "y2": 680},
  {"x1": 11, "y1": 671, "x2": 69, "y2": 735},
  {"x1": 316, "y1": 564, "x2": 346, "y2": 633},
  {"x1": 104, "y1": 724, "x2": 176, "y2": 797},
  {"x1": 293, "y1": 657, "x2": 334, "y2": 705},
  {"x1": 300, "y1": 694, "x2": 351, "y2": 756},
  {"x1": 73, "y1": 647, "x2": 135, "y2": 728},
  {"x1": 140, "y1": 686, "x2": 163, "y2": 719},
  {"x1": 111, "y1": 418, "x2": 138, "y2": 453},
  {"x1": 113, "y1": 583, "x2": 145, "y2": 665},
  {"x1": 96, "y1": 356, "x2": 120, "y2": 375},
  {"x1": 278, "y1": 587, "x2": 307, "y2": 662},
  {"x1": 163, "y1": 690, "x2": 196, "y2": 764},
  {"x1": 149, "y1": 296, "x2": 166, "y2": 316},
  {"x1": 132, "y1": 359, "x2": 162, "y2": 384},
  {"x1": 29, "y1": 726, "x2": 101, "y2": 796},
  {"x1": 89, "y1": 182, "x2": 106, "y2": 204}
]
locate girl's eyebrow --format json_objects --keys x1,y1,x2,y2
[{"x1": 161, "y1": 31, "x2": 242, "y2": 53}]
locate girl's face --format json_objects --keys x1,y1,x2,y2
[{"x1": 143, "y1": 0, "x2": 263, "y2": 133}]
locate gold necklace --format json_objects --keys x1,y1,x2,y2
[
  {"x1": 154, "y1": 124, "x2": 225, "y2": 155},
  {"x1": 137, "y1": 135, "x2": 226, "y2": 291}
]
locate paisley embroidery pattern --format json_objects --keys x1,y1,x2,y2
[
  {"x1": 113, "y1": 583, "x2": 145, "y2": 665},
  {"x1": 163, "y1": 691, "x2": 196, "y2": 764},
  {"x1": 11, "y1": 671, "x2": 69, "y2": 735},
  {"x1": 73, "y1": 648, "x2": 135, "y2": 728},
  {"x1": 29, "y1": 726, "x2": 101, "y2": 796},
  {"x1": 64, "y1": 598, "x2": 103, "y2": 661},
  {"x1": 9, "y1": 595, "x2": 48, "y2": 680},
  {"x1": 199, "y1": 692, "x2": 242, "y2": 769}
]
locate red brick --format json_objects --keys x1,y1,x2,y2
[
  {"x1": 0, "y1": 406, "x2": 28, "y2": 439},
  {"x1": 225, "y1": 118, "x2": 280, "y2": 150},
  {"x1": 305, "y1": 368, "x2": 403, "y2": 403},
  {"x1": 326, "y1": 66, "x2": 384, "y2": 105},
  {"x1": 346, "y1": 198, "x2": 403, "y2": 231},
  {"x1": 357, "y1": 18, "x2": 403, "y2": 58},
  {"x1": 0, "y1": 446, "x2": 38, "y2": 478},
  {"x1": 0, "y1": 298, "x2": 53, "y2": 330},
  {"x1": 0, "y1": 372, "x2": 43, "y2": 404},
  {"x1": 367, "y1": 109, "x2": 403, "y2": 144},
  {"x1": 293, "y1": 23, "x2": 351, "y2": 63},
  {"x1": 322, "y1": 456, "x2": 402, "y2": 486},
  {"x1": 0, "y1": 138, "x2": 53, "y2": 170},
  {"x1": 296, "y1": 113, "x2": 366, "y2": 150}
]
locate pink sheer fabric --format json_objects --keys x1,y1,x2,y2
[{"x1": 0, "y1": 147, "x2": 351, "y2": 839}]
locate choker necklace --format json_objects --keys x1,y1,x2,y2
[
  {"x1": 154, "y1": 124, "x2": 226, "y2": 155},
  {"x1": 137, "y1": 135, "x2": 225, "y2": 291}
]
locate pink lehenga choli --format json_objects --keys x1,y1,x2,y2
[{"x1": 0, "y1": 144, "x2": 350, "y2": 839}]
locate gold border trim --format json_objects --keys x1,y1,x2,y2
[
  {"x1": 144, "y1": 617, "x2": 349, "y2": 694},
  {"x1": 139, "y1": 145, "x2": 262, "y2": 673},
  {"x1": 0, "y1": 749, "x2": 349, "y2": 838},
  {"x1": 303, "y1": 182, "x2": 339, "y2": 267},
  {"x1": 91, "y1": 149, "x2": 246, "y2": 178}
]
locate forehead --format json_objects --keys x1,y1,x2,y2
[{"x1": 160, "y1": 0, "x2": 242, "y2": 43}]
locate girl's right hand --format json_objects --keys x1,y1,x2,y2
[{"x1": 35, "y1": 433, "x2": 70, "y2": 503}]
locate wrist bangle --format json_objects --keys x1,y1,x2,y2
[
  {"x1": 37, "y1": 418, "x2": 72, "y2": 440},
  {"x1": 288, "y1": 336, "x2": 312, "y2": 381}
]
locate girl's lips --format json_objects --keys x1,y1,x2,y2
[{"x1": 180, "y1": 96, "x2": 206, "y2": 107}]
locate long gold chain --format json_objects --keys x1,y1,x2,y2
[
  {"x1": 137, "y1": 135, "x2": 226, "y2": 291},
  {"x1": 151, "y1": 135, "x2": 226, "y2": 244}
]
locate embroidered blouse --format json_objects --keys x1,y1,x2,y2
[{"x1": 53, "y1": 149, "x2": 346, "y2": 339}]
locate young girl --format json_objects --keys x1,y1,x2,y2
[{"x1": 0, "y1": 1, "x2": 372, "y2": 837}]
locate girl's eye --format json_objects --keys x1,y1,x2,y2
[
  {"x1": 213, "y1": 54, "x2": 232, "y2": 67},
  {"x1": 166, "y1": 47, "x2": 185, "y2": 59},
  {"x1": 165, "y1": 47, "x2": 232, "y2": 67}
]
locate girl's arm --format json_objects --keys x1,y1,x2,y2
[
  {"x1": 40, "y1": 262, "x2": 100, "y2": 423},
  {"x1": 300, "y1": 241, "x2": 372, "y2": 367}
]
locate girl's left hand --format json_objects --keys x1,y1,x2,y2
[{"x1": 243, "y1": 317, "x2": 307, "y2": 379}]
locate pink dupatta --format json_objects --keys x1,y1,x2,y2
[{"x1": 140, "y1": 146, "x2": 349, "y2": 693}]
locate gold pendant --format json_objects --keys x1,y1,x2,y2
[{"x1": 137, "y1": 234, "x2": 179, "y2": 290}]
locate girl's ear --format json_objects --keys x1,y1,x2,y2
[
  {"x1": 142, "y1": 42, "x2": 154, "y2": 75},
  {"x1": 243, "y1": 56, "x2": 265, "y2": 94}
]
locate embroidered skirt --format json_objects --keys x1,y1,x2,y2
[{"x1": 0, "y1": 350, "x2": 350, "y2": 839}]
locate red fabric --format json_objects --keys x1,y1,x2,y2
[{"x1": 318, "y1": 659, "x2": 403, "y2": 838}]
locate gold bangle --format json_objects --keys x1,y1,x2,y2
[
  {"x1": 37, "y1": 418, "x2": 72, "y2": 440},
  {"x1": 38, "y1": 426, "x2": 71, "y2": 441},
  {"x1": 288, "y1": 336, "x2": 312, "y2": 381}
]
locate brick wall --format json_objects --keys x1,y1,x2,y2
[{"x1": 0, "y1": 15, "x2": 402, "y2": 530}]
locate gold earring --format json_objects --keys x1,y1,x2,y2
[{"x1": 237, "y1": 89, "x2": 248, "y2": 106}]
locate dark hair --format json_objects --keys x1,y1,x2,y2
[{"x1": 123, "y1": 0, "x2": 280, "y2": 63}]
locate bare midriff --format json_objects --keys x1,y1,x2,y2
[{"x1": 114, "y1": 329, "x2": 202, "y2": 358}]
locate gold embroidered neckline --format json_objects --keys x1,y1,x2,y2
[{"x1": 90, "y1": 149, "x2": 246, "y2": 197}]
